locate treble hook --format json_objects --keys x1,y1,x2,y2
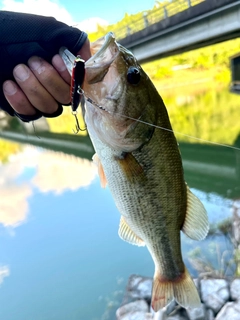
[{"x1": 72, "y1": 111, "x2": 86, "y2": 134}]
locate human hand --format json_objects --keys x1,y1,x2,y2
[
  {"x1": 0, "y1": 11, "x2": 91, "y2": 122},
  {"x1": 3, "y1": 39, "x2": 91, "y2": 121}
]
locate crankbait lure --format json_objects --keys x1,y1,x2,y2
[{"x1": 70, "y1": 55, "x2": 85, "y2": 133}]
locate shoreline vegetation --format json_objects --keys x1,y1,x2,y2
[{"x1": 140, "y1": 38, "x2": 238, "y2": 95}]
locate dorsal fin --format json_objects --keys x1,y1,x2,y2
[{"x1": 182, "y1": 185, "x2": 209, "y2": 240}]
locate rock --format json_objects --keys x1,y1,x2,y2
[
  {"x1": 215, "y1": 301, "x2": 240, "y2": 320},
  {"x1": 230, "y1": 279, "x2": 240, "y2": 301},
  {"x1": 150, "y1": 300, "x2": 177, "y2": 317},
  {"x1": 167, "y1": 315, "x2": 185, "y2": 320},
  {"x1": 166, "y1": 308, "x2": 187, "y2": 320},
  {"x1": 200, "y1": 279, "x2": 229, "y2": 313},
  {"x1": 118, "y1": 311, "x2": 153, "y2": 320},
  {"x1": 193, "y1": 278, "x2": 200, "y2": 292},
  {"x1": 232, "y1": 201, "x2": 240, "y2": 244},
  {"x1": 165, "y1": 300, "x2": 178, "y2": 315},
  {"x1": 186, "y1": 303, "x2": 206, "y2": 320},
  {"x1": 152, "y1": 309, "x2": 167, "y2": 320},
  {"x1": 233, "y1": 219, "x2": 240, "y2": 244},
  {"x1": 126, "y1": 275, "x2": 152, "y2": 302},
  {"x1": 116, "y1": 300, "x2": 149, "y2": 319},
  {"x1": 205, "y1": 308, "x2": 214, "y2": 320}
]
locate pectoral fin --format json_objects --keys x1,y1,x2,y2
[
  {"x1": 118, "y1": 216, "x2": 145, "y2": 246},
  {"x1": 117, "y1": 153, "x2": 146, "y2": 183},
  {"x1": 182, "y1": 185, "x2": 209, "y2": 240},
  {"x1": 92, "y1": 153, "x2": 107, "y2": 188}
]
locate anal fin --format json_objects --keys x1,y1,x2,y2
[
  {"x1": 118, "y1": 216, "x2": 145, "y2": 247},
  {"x1": 92, "y1": 153, "x2": 107, "y2": 188}
]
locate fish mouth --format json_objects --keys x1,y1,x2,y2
[
  {"x1": 86, "y1": 32, "x2": 117, "y2": 68},
  {"x1": 84, "y1": 32, "x2": 119, "y2": 85},
  {"x1": 59, "y1": 32, "x2": 118, "y2": 80},
  {"x1": 83, "y1": 33, "x2": 122, "y2": 115},
  {"x1": 60, "y1": 33, "x2": 121, "y2": 114}
]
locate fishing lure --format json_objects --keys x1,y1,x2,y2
[{"x1": 70, "y1": 55, "x2": 85, "y2": 133}]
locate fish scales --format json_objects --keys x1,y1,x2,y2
[
  {"x1": 88, "y1": 114, "x2": 186, "y2": 276},
  {"x1": 60, "y1": 32, "x2": 209, "y2": 312}
]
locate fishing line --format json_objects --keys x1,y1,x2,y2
[
  {"x1": 117, "y1": 114, "x2": 240, "y2": 152},
  {"x1": 83, "y1": 95, "x2": 240, "y2": 152}
]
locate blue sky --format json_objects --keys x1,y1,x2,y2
[
  {"x1": 63, "y1": 0, "x2": 156, "y2": 24},
  {"x1": 0, "y1": 0, "x2": 156, "y2": 30}
]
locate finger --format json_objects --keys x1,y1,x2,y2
[
  {"x1": 28, "y1": 56, "x2": 71, "y2": 105},
  {"x1": 3, "y1": 80, "x2": 37, "y2": 116},
  {"x1": 52, "y1": 54, "x2": 71, "y2": 84},
  {"x1": 13, "y1": 64, "x2": 59, "y2": 114},
  {"x1": 77, "y1": 38, "x2": 91, "y2": 61}
]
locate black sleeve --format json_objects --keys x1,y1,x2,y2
[{"x1": 0, "y1": 11, "x2": 88, "y2": 117}]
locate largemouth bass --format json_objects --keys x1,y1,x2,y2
[{"x1": 60, "y1": 33, "x2": 209, "y2": 311}]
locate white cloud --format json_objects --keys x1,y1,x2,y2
[
  {"x1": 74, "y1": 17, "x2": 108, "y2": 33},
  {"x1": 0, "y1": 266, "x2": 10, "y2": 285},
  {"x1": 0, "y1": 0, "x2": 108, "y2": 32},
  {"x1": 1, "y1": 0, "x2": 74, "y2": 25}
]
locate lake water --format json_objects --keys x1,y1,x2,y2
[{"x1": 0, "y1": 86, "x2": 239, "y2": 320}]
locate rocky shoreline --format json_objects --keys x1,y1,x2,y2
[
  {"x1": 116, "y1": 275, "x2": 240, "y2": 320},
  {"x1": 116, "y1": 201, "x2": 240, "y2": 320}
]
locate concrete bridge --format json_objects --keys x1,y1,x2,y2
[{"x1": 118, "y1": 0, "x2": 240, "y2": 63}]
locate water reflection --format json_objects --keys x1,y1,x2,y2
[
  {"x1": 162, "y1": 87, "x2": 240, "y2": 147},
  {"x1": 0, "y1": 143, "x2": 97, "y2": 228},
  {"x1": 0, "y1": 85, "x2": 239, "y2": 319},
  {"x1": 0, "y1": 147, "x2": 33, "y2": 227},
  {"x1": 180, "y1": 141, "x2": 240, "y2": 199},
  {"x1": 31, "y1": 151, "x2": 97, "y2": 195}
]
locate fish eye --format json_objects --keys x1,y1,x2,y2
[{"x1": 127, "y1": 67, "x2": 141, "y2": 85}]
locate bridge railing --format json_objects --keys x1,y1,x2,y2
[{"x1": 115, "y1": 0, "x2": 205, "y2": 40}]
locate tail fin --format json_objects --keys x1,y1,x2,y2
[{"x1": 151, "y1": 266, "x2": 200, "y2": 312}]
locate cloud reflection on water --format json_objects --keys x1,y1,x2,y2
[
  {"x1": 0, "y1": 146, "x2": 97, "y2": 228},
  {"x1": 0, "y1": 150, "x2": 33, "y2": 227},
  {"x1": 0, "y1": 184, "x2": 32, "y2": 227},
  {"x1": 31, "y1": 151, "x2": 97, "y2": 195}
]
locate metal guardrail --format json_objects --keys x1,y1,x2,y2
[{"x1": 114, "y1": 0, "x2": 205, "y2": 40}]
